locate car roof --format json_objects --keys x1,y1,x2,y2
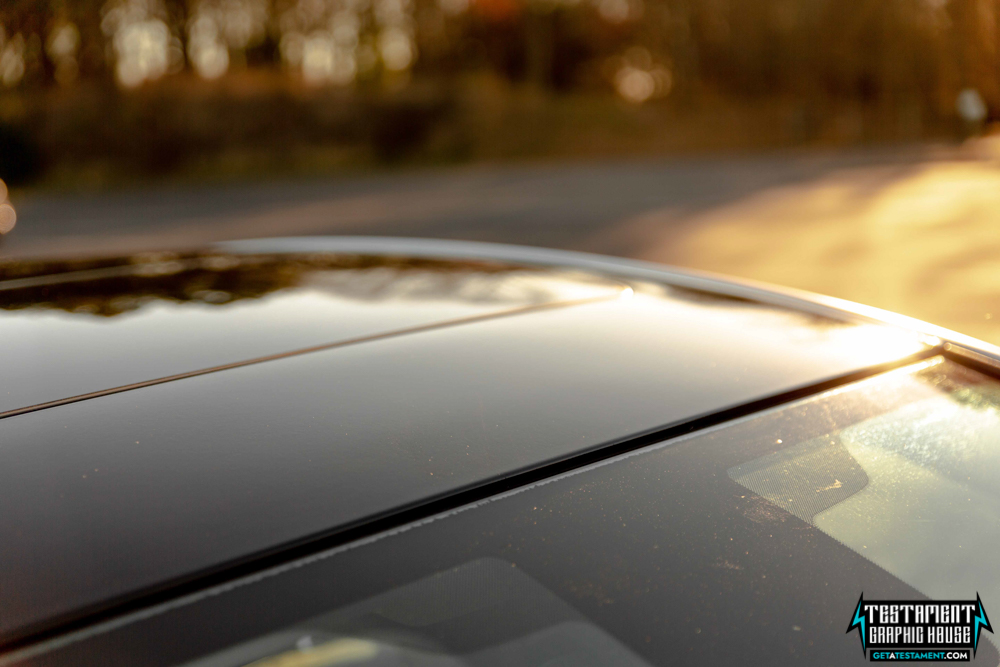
[{"x1": 0, "y1": 238, "x2": 935, "y2": 646}]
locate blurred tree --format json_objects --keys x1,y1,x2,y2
[{"x1": 1, "y1": 0, "x2": 997, "y2": 186}]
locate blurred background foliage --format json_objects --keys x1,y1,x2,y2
[{"x1": 0, "y1": 0, "x2": 997, "y2": 187}]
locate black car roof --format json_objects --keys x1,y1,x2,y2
[{"x1": 0, "y1": 238, "x2": 935, "y2": 646}]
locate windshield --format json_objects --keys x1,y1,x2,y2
[
  {"x1": 186, "y1": 557, "x2": 652, "y2": 667},
  {"x1": 15, "y1": 356, "x2": 1000, "y2": 667},
  {"x1": 730, "y1": 361, "x2": 1000, "y2": 616}
]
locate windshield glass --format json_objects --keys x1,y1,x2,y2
[
  {"x1": 186, "y1": 557, "x2": 652, "y2": 667},
  {"x1": 17, "y1": 356, "x2": 1000, "y2": 667},
  {"x1": 730, "y1": 361, "x2": 1000, "y2": 616}
]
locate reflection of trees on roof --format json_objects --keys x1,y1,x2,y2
[
  {"x1": 0, "y1": 250, "x2": 859, "y2": 328},
  {"x1": 0, "y1": 252, "x2": 555, "y2": 317}
]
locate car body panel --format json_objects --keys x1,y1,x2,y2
[
  {"x1": 0, "y1": 253, "x2": 623, "y2": 415},
  {"x1": 0, "y1": 240, "x2": 931, "y2": 642},
  {"x1": 12, "y1": 355, "x2": 1000, "y2": 667}
]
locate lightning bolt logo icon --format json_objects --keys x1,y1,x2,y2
[
  {"x1": 973, "y1": 593, "x2": 993, "y2": 657},
  {"x1": 846, "y1": 593, "x2": 867, "y2": 655}
]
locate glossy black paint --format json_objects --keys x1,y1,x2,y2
[
  {"x1": 15, "y1": 358, "x2": 998, "y2": 667},
  {"x1": 0, "y1": 252, "x2": 621, "y2": 414},
  {"x1": 0, "y1": 240, "x2": 928, "y2": 645}
]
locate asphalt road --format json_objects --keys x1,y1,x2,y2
[{"x1": 4, "y1": 140, "x2": 1000, "y2": 345}]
